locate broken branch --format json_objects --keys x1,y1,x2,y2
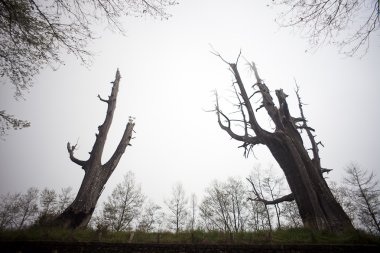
[
  {"x1": 67, "y1": 142, "x2": 87, "y2": 168},
  {"x1": 97, "y1": 94, "x2": 109, "y2": 103}
]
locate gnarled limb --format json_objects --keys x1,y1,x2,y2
[
  {"x1": 66, "y1": 142, "x2": 87, "y2": 168},
  {"x1": 215, "y1": 93, "x2": 245, "y2": 142},
  {"x1": 212, "y1": 50, "x2": 266, "y2": 137},
  {"x1": 215, "y1": 91, "x2": 263, "y2": 155}
]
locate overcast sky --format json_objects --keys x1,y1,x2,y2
[{"x1": 1, "y1": 0, "x2": 379, "y2": 208}]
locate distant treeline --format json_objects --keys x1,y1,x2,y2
[{"x1": 0, "y1": 164, "x2": 379, "y2": 235}]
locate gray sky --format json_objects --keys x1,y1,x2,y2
[{"x1": 1, "y1": 0, "x2": 379, "y2": 207}]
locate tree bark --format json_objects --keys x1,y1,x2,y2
[
  {"x1": 54, "y1": 70, "x2": 135, "y2": 229},
  {"x1": 214, "y1": 53, "x2": 354, "y2": 232}
]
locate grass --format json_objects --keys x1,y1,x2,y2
[{"x1": 0, "y1": 227, "x2": 379, "y2": 245}]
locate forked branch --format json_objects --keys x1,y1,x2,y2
[
  {"x1": 215, "y1": 92, "x2": 262, "y2": 149},
  {"x1": 211, "y1": 50, "x2": 265, "y2": 136},
  {"x1": 247, "y1": 62, "x2": 284, "y2": 130}
]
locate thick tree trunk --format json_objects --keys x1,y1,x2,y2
[
  {"x1": 214, "y1": 53, "x2": 354, "y2": 232},
  {"x1": 54, "y1": 70, "x2": 135, "y2": 229},
  {"x1": 265, "y1": 133, "x2": 351, "y2": 231}
]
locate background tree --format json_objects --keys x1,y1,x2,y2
[
  {"x1": 56, "y1": 187, "x2": 74, "y2": 213},
  {"x1": 248, "y1": 165, "x2": 289, "y2": 229},
  {"x1": 247, "y1": 170, "x2": 274, "y2": 232},
  {"x1": 246, "y1": 195, "x2": 269, "y2": 231},
  {"x1": 99, "y1": 171, "x2": 145, "y2": 232},
  {"x1": 39, "y1": 188, "x2": 57, "y2": 217},
  {"x1": 281, "y1": 201, "x2": 302, "y2": 228},
  {"x1": 328, "y1": 181, "x2": 357, "y2": 224},
  {"x1": 272, "y1": 0, "x2": 379, "y2": 56},
  {"x1": 0, "y1": 0, "x2": 177, "y2": 136},
  {"x1": 165, "y1": 182, "x2": 188, "y2": 233},
  {"x1": 0, "y1": 186, "x2": 74, "y2": 230},
  {"x1": 344, "y1": 164, "x2": 380, "y2": 234},
  {"x1": 15, "y1": 187, "x2": 39, "y2": 229},
  {"x1": 0, "y1": 193, "x2": 21, "y2": 230},
  {"x1": 213, "y1": 52, "x2": 353, "y2": 232},
  {"x1": 199, "y1": 178, "x2": 248, "y2": 234},
  {"x1": 262, "y1": 175, "x2": 284, "y2": 229},
  {"x1": 188, "y1": 193, "x2": 198, "y2": 231},
  {"x1": 137, "y1": 200, "x2": 162, "y2": 232},
  {"x1": 54, "y1": 70, "x2": 135, "y2": 229}
]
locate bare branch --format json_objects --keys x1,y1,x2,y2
[
  {"x1": 248, "y1": 90, "x2": 261, "y2": 100},
  {"x1": 293, "y1": 117, "x2": 306, "y2": 123},
  {"x1": 247, "y1": 193, "x2": 295, "y2": 205},
  {"x1": 89, "y1": 69, "x2": 121, "y2": 165},
  {"x1": 104, "y1": 121, "x2": 135, "y2": 170},
  {"x1": 235, "y1": 49, "x2": 242, "y2": 65},
  {"x1": 246, "y1": 177, "x2": 294, "y2": 205},
  {"x1": 321, "y1": 168, "x2": 333, "y2": 174},
  {"x1": 209, "y1": 48, "x2": 230, "y2": 65},
  {"x1": 246, "y1": 62, "x2": 284, "y2": 129},
  {"x1": 317, "y1": 141, "x2": 325, "y2": 147},
  {"x1": 297, "y1": 125, "x2": 315, "y2": 132},
  {"x1": 215, "y1": 92, "x2": 255, "y2": 143},
  {"x1": 66, "y1": 142, "x2": 87, "y2": 168},
  {"x1": 232, "y1": 82, "x2": 248, "y2": 137},
  {"x1": 229, "y1": 63, "x2": 267, "y2": 135},
  {"x1": 255, "y1": 104, "x2": 265, "y2": 112},
  {"x1": 295, "y1": 83, "x2": 322, "y2": 170},
  {"x1": 97, "y1": 94, "x2": 109, "y2": 103}
]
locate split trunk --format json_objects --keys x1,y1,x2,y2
[
  {"x1": 54, "y1": 70, "x2": 135, "y2": 229},
  {"x1": 215, "y1": 56, "x2": 354, "y2": 232}
]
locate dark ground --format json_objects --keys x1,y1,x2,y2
[{"x1": 1, "y1": 241, "x2": 379, "y2": 253}]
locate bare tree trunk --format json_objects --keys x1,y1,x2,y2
[
  {"x1": 214, "y1": 53, "x2": 353, "y2": 232},
  {"x1": 54, "y1": 70, "x2": 135, "y2": 229}
]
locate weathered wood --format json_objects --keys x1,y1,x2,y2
[
  {"x1": 54, "y1": 70, "x2": 135, "y2": 229},
  {"x1": 215, "y1": 57, "x2": 354, "y2": 232}
]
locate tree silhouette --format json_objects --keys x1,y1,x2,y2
[
  {"x1": 54, "y1": 70, "x2": 135, "y2": 229},
  {"x1": 213, "y1": 52, "x2": 353, "y2": 232}
]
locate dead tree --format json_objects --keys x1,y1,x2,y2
[
  {"x1": 213, "y1": 52, "x2": 353, "y2": 232},
  {"x1": 54, "y1": 70, "x2": 135, "y2": 229}
]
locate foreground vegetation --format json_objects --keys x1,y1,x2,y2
[{"x1": 1, "y1": 227, "x2": 379, "y2": 245}]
